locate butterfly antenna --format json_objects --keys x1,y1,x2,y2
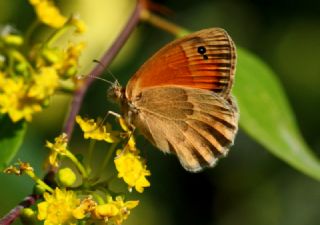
[
  {"x1": 106, "y1": 68, "x2": 118, "y2": 83},
  {"x1": 92, "y1": 59, "x2": 105, "y2": 68},
  {"x1": 92, "y1": 59, "x2": 119, "y2": 83},
  {"x1": 77, "y1": 74, "x2": 114, "y2": 85}
]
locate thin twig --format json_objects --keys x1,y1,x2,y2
[
  {"x1": 63, "y1": 1, "x2": 143, "y2": 139},
  {"x1": 0, "y1": 195, "x2": 40, "y2": 225}
]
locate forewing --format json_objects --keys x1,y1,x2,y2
[
  {"x1": 126, "y1": 28, "x2": 237, "y2": 99},
  {"x1": 131, "y1": 86, "x2": 239, "y2": 172}
]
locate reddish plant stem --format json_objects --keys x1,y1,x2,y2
[
  {"x1": 63, "y1": 1, "x2": 143, "y2": 138},
  {"x1": 0, "y1": 195, "x2": 40, "y2": 225},
  {"x1": 0, "y1": 2, "x2": 143, "y2": 225}
]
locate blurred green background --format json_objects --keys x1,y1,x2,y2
[{"x1": 1, "y1": 0, "x2": 320, "y2": 224}]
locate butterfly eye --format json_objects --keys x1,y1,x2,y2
[{"x1": 135, "y1": 92, "x2": 142, "y2": 101}]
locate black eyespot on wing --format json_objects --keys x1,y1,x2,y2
[{"x1": 197, "y1": 46, "x2": 207, "y2": 55}]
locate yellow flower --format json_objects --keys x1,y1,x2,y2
[
  {"x1": 18, "y1": 161, "x2": 34, "y2": 173},
  {"x1": 28, "y1": 67, "x2": 59, "y2": 99},
  {"x1": 46, "y1": 133, "x2": 69, "y2": 167},
  {"x1": 29, "y1": 0, "x2": 67, "y2": 28},
  {"x1": 118, "y1": 116, "x2": 137, "y2": 152},
  {"x1": 3, "y1": 161, "x2": 34, "y2": 176},
  {"x1": 114, "y1": 150, "x2": 151, "y2": 193},
  {"x1": 0, "y1": 68, "x2": 59, "y2": 122},
  {"x1": 92, "y1": 196, "x2": 139, "y2": 224},
  {"x1": 37, "y1": 188, "x2": 80, "y2": 225},
  {"x1": 70, "y1": 16, "x2": 87, "y2": 33},
  {"x1": 76, "y1": 116, "x2": 119, "y2": 143},
  {"x1": 94, "y1": 204, "x2": 119, "y2": 219},
  {"x1": 0, "y1": 74, "x2": 42, "y2": 122},
  {"x1": 126, "y1": 135, "x2": 137, "y2": 152},
  {"x1": 54, "y1": 42, "x2": 86, "y2": 77},
  {"x1": 3, "y1": 165, "x2": 21, "y2": 175},
  {"x1": 73, "y1": 197, "x2": 96, "y2": 219},
  {"x1": 118, "y1": 117, "x2": 130, "y2": 132}
]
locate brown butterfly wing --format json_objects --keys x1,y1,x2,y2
[
  {"x1": 126, "y1": 28, "x2": 236, "y2": 99},
  {"x1": 130, "y1": 86, "x2": 238, "y2": 172}
]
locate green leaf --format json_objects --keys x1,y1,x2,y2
[
  {"x1": 234, "y1": 47, "x2": 320, "y2": 180},
  {"x1": 0, "y1": 115, "x2": 27, "y2": 170}
]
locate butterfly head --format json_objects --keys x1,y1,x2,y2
[{"x1": 107, "y1": 80, "x2": 125, "y2": 103}]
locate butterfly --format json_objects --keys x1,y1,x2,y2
[{"x1": 109, "y1": 28, "x2": 239, "y2": 172}]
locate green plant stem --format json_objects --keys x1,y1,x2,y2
[
  {"x1": 86, "y1": 139, "x2": 96, "y2": 171},
  {"x1": 99, "y1": 142, "x2": 118, "y2": 173},
  {"x1": 24, "y1": 19, "x2": 40, "y2": 46},
  {"x1": 25, "y1": 170, "x2": 54, "y2": 193},
  {"x1": 65, "y1": 151, "x2": 88, "y2": 179},
  {"x1": 46, "y1": 24, "x2": 72, "y2": 47},
  {"x1": 140, "y1": 9, "x2": 190, "y2": 37}
]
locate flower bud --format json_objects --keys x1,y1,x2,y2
[
  {"x1": 3, "y1": 34, "x2": 23, "y2": 46},
  {"x1": 58, "y1": 167, "x2": 76, "y2": 187},
  {"x1": 20, "y1": 208, "x2": 37, "y2": 225}
]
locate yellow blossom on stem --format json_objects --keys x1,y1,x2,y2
[
  {"x1": 45, "y1": 133, "x2": 68, "y2": 167},
  {"x1": 3, "y1": 165, "x2": 21, "y2": 175},
  {"x1": 3, "y1": 161, "x2": 33, "y2": 175},
  {"x1": 73, "y1": 197, "x2": 96, "y2": 219},
  {"x1": 118, "y1": 117, "x2": 130, "y2": 132},
  {"x1": 76, "y1": 116, "x2": 119, "y2": 143},
  {"x1": 114, "y1": 150, "x2": 151, "y2": 193},
  {"x1": 54, "y1": 42, "x2": 86, "y2": 78},
  {"x1": 0, "y1": 74, "x2": 42, "y2": 122},
  {"x1": 18, "y1": 161, "x2": 34, "y2": 172},
  {"x1": 92, "y1": 196, "x2": 139, "y2": 224},
  {"x1": 4, "y1": 161, "x2": 53, "y2": 192},
  {"x1": 46, "y1": 133, "x2": 88, "y2": 178},
  {"x1": 70, "y1": 16, "x2": 87, "y2": 33},
  {"x1": 37, "y1": 188, "x2": 81, "y2": 225},
  {"x1": 126, "y1": 135, "x2": 137, "y2": 152},
  {"x1": 0, "y1": 67, "x2": 60, "y2": 122},
  {"x1": 28, "y1": 67, "x2": 59, "y2": 99},
  {"x1": 29, "y1": 0, "x2": 67, "y2": 28}
]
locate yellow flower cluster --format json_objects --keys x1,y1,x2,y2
[
  {"x1": 76, "y1": 115, "x2": 151, "y2": 193},
  {"x1": 55, "y1": 42, "x2": 86, "y2": 78},
  {"x1": 92, "y1": 196, "x2": 139, "y2": 224},
  {"x1": 37, "y1": 188, "x2": 139, "y2": 225},
  {"x1": 5, "y1": 114, "x2": 150, "y2": 224},
  {"x1": 45, "y1": 133, "x2": 68, "y2": 167},
  {"x1": 3, "y1": 161, "x2": 34, "y2": 175},
  {"x1": 115, "y1": 118, "x2": 151, "y2": 193},
  {"x1": 76, "y1": 116, "x2": 119, "y2": 143},
  {"x1": 115, "y1": 150, "x2": 151, "y2": 193},
  {"x1": 0, "y1": 2, "x2": 86, "y2": 122},
  {"x1": 37, "y1": 188, "x2": 80, "y2": 225},
  {"x1": 28, "y1": 0, "x2": 67, "y2": 28},
  {"x1": 0, "y1": 68, "x2": 58, "y2": 122}
]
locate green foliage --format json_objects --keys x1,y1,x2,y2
[
  {"x1": 0, "y1": 115, "x2": 27, "y2": 170},
  {"x1": 234, "y1": 47, "x2": 320, "y2": 180}
]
